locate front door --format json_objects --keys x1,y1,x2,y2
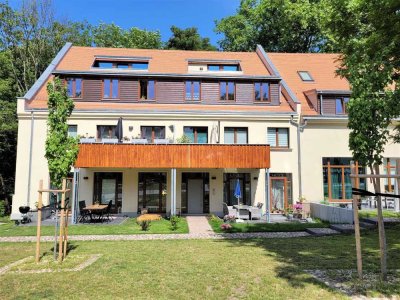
[
  {"x1": 270, "y1": 177, "x2": 287, "y2": 212},
  {"x1": 93, "y1": 172, "x2": 122, "y2": 213},
  {"x1": 187, "y1": 179, "x2": 203, "y2": 214}
]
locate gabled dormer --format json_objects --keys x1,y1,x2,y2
[{"x1": 304, "y1": 89, "x2": 351, "y2": 116}]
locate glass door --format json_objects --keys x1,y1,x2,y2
[
  {"x1": 138, "y1": 173, "x2": 167, "y2": 213},
  {"x1": 270, "y1": 177, "x2": 287, "y2": 212},
  {"x1": 93, "y1": 172, "x2": 122, "y2": 213}
]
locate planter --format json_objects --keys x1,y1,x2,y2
[
  {"x1": 131, "y1": 139, "x2": 148, "y2": 144},
  {"x1": 154, "y1": 139, "x2": 169, "y2": 144},
  {"x1": 80, "y1": 138, "x2": 96, "y2": 144},
  {"x1": 101, "y1": 138, "x2": 119, "y2": 144}
]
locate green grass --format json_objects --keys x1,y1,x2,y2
[
  {"x1": 209, "y1": 216, "x2": 330, "y2": 233},
  {"x1": 0, "y1": 226, "x2": 399, "y2": 299},
  {"x1": 0, "y1": 217, "x2": 188, "y2": 236},
  {"x1": 359, "y1": 210, "x2": 400, "y2": 219}
]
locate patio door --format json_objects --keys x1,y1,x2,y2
[
  {"x1": 93, "y1": 172, "x2": 122, "y2": 213},
  {"x1": 138, "y1": 173, "x2": 167, "y2": 213},
  {"x1": 270, "y1": 177, "x2": 288, "y2": 212}
]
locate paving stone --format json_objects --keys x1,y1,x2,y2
[
  {"x1": 330, "y1": 224, "x2": 356, "y2": 234},
  {"x1": 305, "y1": 228, "x2": 341, "y2": 236},
  {"x1": 358, "y1": 221, "x2": 376, "y2": 229}
]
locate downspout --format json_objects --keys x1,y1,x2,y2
[
  {"x1": 27, "y1": 111, "x2": 35, "y2": 207},
  {"x1": 320, "y1": 94, "x2": 323, "y2": 115},
  {"x1": 290, "y1": 116, "x2": 308, "y2": 198}
]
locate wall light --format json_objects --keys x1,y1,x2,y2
[
  {"x1": 129, "y1": 126, "x2": 133, "y2": 132},
  {"x1": 211, "y1": 176, "x2": 217, "y2": 180}
]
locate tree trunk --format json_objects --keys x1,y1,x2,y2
[{"x1": 370, "y1": 164, "x2": 387, "y2": 281}]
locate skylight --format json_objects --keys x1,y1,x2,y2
[{"x1": 298, "y1": 71, "x2": 314, "y2": 81}]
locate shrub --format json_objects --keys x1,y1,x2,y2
[
  {"x1": 170, "y1": 216, "x2": 181, "y2": 231},
  {"x1": 137, "y1": 220, "x2": 151, "y2": 231},
  {"x1": 223, "y1": 215, "x2": 236, "y2": 223},
  {"x1": 220, "y1": 223, "x2": 232, "y2": 232}
]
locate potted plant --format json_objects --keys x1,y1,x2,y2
[
  {"x1": 79, "y1": 134, "x2": 96, "y2": 143},
  {"x1": 123, "y1": 136, "x2": 131, "y2": 143}
]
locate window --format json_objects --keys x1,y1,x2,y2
[
  {"x1": 67, "y1": 125, "x2": 77, "y2": 138},
  {"x1": 220, "y1": 82, "x2": 235, "y2": 101},
  {"x1": 66, "y1": 78, "x2": 82, "y2": 98},
  {"x1": 98, "y1": 62, "x2": 113, "y2": 69},
  {"x1": 141, "y1": 126, "x2": 165, "y2": 143},
  {"x1": 208, "y1": 64, "x2": 240, "y2": 71},
  {"x1": 183, "y1": 127, "x2": 208, "y2": 143},
  {"x1": 267, "y1": 128, "x2": 289, "y2": 148},
  {"x1": 185, "y1": 81, "x2": 200, "y2": 101},
  {"x1": 97, "y1": 125, "x2": 117, "y2": 140},
  {"x1": 138, "y1": 172, "x2": 167, "y2": 213},
  {"x1": 383, "y1": 158, "x2": 398, "y2": 192},
  {"x1": 223, "y1": 173, "x2": 251, "y2": 206},
  {"x1": 254, "y1": 82, "x2": 270, "y2": 102},
  {"x1": 103, "y1": 79, "x2": 119, "y2": 99},
  {"x1": 132, "y1": 62, "x2": 149, "y2": 70},
  {"x1": 139, "y1": 80, "x2": 155, "y2": 100},
  {"x1": 224, "y1": 127, "x2": 248, "y2": 144},
  {"x1": 116, "y1": 62, "x2": 129, "y2": 69},
  {"x1": 298, "y1": 71, "x2": 313, "y2": 81},
  {"x1": 323, "y1": 158, "x2": 366, "y2": 201},
  {"x1": 335, "y1": 97, "x2": 349, "y2": 114}
]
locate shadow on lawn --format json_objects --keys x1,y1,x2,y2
[
  {"x1": 216, "y1": 226, "x2": 400, "y2": 297},
  {"x1": 42, "y1": 243, "x2": 79, "y2": 258}
]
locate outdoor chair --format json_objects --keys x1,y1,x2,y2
[
  {"x1": 104, "y1": 200, "x2": 112, "y2": 221},
  {"x1": 78, "y1": 201, "x2": 90, "y2": 223},
  {"x1": 249, "y1": 206, "x2": 262, "y2": 220},
  {"x1": 223, "y1": 203, "x2": 236, "y2": 217},
  {"x1": 238, "y1": 209, "x2": 250, "y2": 220}
]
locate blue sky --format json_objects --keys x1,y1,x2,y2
[{"x1": 9, "y1": 0, "x2": 240, "y2": 46}]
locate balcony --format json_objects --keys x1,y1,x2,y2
[{"x1": 74, "y1": 144, "x2": 270, "y2": 169}]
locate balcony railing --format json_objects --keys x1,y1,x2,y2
[{"x1": 74, "y1": 143, "x2": 270, "y2": 169}]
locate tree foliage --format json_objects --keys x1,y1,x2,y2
[
  {"x1": 93, "y1": 23, "x2": 162, "y2": 49},
  {"x1": 165, "y1": 26, "x2": 216, "y2": 51},
  {"x1": 215, "y1": 0, "x2": 332, "y2": 52},
  {"x1": 45, "y1": 78, "x2": 79, "y2": 188}
]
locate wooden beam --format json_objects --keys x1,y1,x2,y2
[{"x1": 35, "y1": 180, "x2": 43, "y2": 263}]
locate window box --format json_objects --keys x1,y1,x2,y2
[
  {"x1": 101, "y1": 138, "x2": 119, "y2": 144},
  {"x1": 131, "y1": 138, "x2": 148, "y2": 144},
  {"x1": 80, "y1": 138, "x2": 96, "y2": 144},
  {"x1": 154, "y1": 139, "x2": 170, "y2": 144}
]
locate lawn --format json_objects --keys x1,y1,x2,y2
[
  {"x1": 359, "y1": 210, "x2": 400, "y2": 219},
  {"x1": 0, "y1": 217, "x2": 188, "y2": 236},
  {"x1": 209, "y1": 215, "x2": 330, "y2": 233},
  {"x1": 0, "y1": 226, "x2": 399, "y2": 299}
]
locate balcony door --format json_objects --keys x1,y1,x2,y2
[
  {"x1": 138, "y1": 172, "x2": 167, "y2": 213},
  {"x1": 93, "y1": 172, "x2": 122, "y2": 213},
  {"x1": 270, "y1": 177, "x2": 287, "y2": 212}
]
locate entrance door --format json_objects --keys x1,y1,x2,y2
[
  {"x1": 94, "y1": 172, "x2": 122, "y2": 213},
  {"x1": 270, "y1": 177, "x2": 287, "y2": 212},
  {"x1": 188, "y1": 179, "x2": 203, "y2": 214}
]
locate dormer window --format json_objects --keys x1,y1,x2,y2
[
  {"x1": 208, "y1": 64, "x2": 240, "y2": 71},
  {"x1": 298, "y1": 71, "x2": 314, "y2": 81},
  {"x1": 335, "y1": 97, "x2": 349, "y2": 114},
  {"x1": 66, "y1": 78, "x2": 82, "y2": 98},
  {"x1": 93, "y1": 60, "x2": 149, "y2": 70}
]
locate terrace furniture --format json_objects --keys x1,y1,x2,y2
[
  {"x1": 249, "y1": 206, "x2": 262, "y2": 220},
  {"x1": 223, "y1": 203, "x2": 236, "y2": 217},
  {"x1": 83, "y1": 204, "x2": 108, "y2": 223},
  {"x1": 78, "y1": 201, "x2": 90, "y2": 223},
  {"x1": 104, "y1": 200, "x2": 112, "y2": 221},
  {"x1": 233, "y1": 205, "x2": 251, "y2": 220}
]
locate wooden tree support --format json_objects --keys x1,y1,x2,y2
[{"x1": 35, "y1": 178, "x2": 71, "y2": 264}]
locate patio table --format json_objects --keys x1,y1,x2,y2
[
  {"x1": 83, "y1": 204, "x2": 108, "y2": 223},
  {"x1": 233, "y1": 205, "x2": 251, "y2": 219}
]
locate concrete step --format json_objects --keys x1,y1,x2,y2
[
  {"x1": 359, "y1": 221, "x2": 376, "y2": 229},
  {"x1": 305, "y1": 228, "x2": 341, "y2": 236},
  {"x1": 360, "y1": 217, "x2": 400, "y2": 226},
  {"x1": 330, "y1": 224, "x2": 356, "y2": 234}
]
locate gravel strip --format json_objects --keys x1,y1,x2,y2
[{"x1": 0, "y1": 231, "x2": 311, "y2": 243}]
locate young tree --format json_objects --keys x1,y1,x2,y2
[
  {"x1": 215, "y1": 0, "x2": 333, "y2": 52},
  {"x1": 165, "y1": 26, "x2": 217, "y2": 51},
  {"x1": 45, "y1": 78, "x2": 79, "y2": 188},
  {"x1": 324, "y1": 0, "x2": 400, "y2": 281}
]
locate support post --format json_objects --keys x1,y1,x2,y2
[
  {"x1": 71, "y1": 169, "x2": 79, "y2": 224},
  {"x1": 350, "y1": 161, "x2": 363, "y2": 279},
  {"x1": 35, "y1": 180, "x2": 43, "y2": 263},
  {"x1": 63, "y1": 208, "x2": 69, "y2": 259},
  {"x1": 170, "y1": 168, "x2": 176, "y2": 216},
  {"x1": 58, "y1": 179, "x2": 66, "y2": 263},
  {"x1": 396, "y1": 159, "x2": 400, "y2": 213},
  {"x1": 266, "y1": 168, "x2": 270, "y2": 223}
]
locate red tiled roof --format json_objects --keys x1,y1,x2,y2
[{"x1": 268, "y1": 53, "x2": 350, "y2": 115}]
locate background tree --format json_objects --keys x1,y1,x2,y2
[
  {"x1": 92, "y1": 23, "x2": 162, "y2": 49},
  {"x1": 45, "y1": 78, "x2": 79, "y2": 188},
  {"x1": 215, "y1": 0, "x2": 332, "y2": 52},
  {"x1": 324, "y1": 0, "x2": 400, "y2": 280},
  {"x1": 165, "y1": 26, "x2": 217, "y2": 50}
]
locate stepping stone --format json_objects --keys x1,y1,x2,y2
[
  {"x1": 330, "y1": 224, "x2": 356, "y2": 234},
  {"x1": 305, "y1": 228, "x2": 341, "y2": 236}
]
